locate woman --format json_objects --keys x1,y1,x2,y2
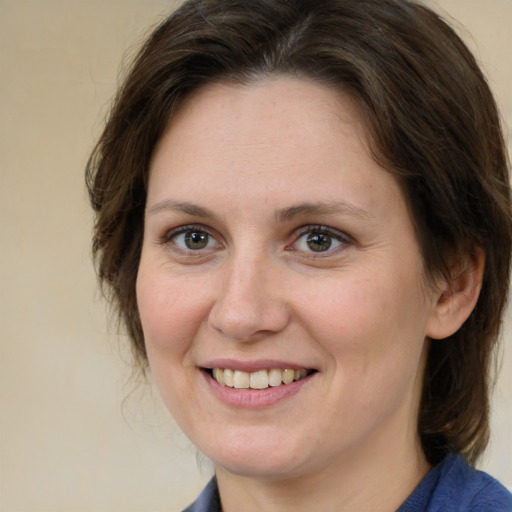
[{"x1": 86, "y1": 0, "x2": 512, "y2": 510}]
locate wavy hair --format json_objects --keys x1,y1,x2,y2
[{"x1": 86, "y1": 0, "x2": 512, "y2": 465}]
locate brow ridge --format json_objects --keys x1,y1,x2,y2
[
  {"x1": 276, "y1": 201, "x2": 372, "y2": 222},
  {"x1": 147, "y1": 199, "x2": 215, "y2": 218},
  {"x1": 148, "y1": 198, "x2": 372, "y2": 223}
]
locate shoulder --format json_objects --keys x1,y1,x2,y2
[
  {"x1": 185, "y1": 458, "x2": 512, "y2": 512},
  {"x1": 427, "y1": 454, "x2": 512, "y2": 512},
  {"x1": 181, "y1": 477, "x2": 221, "y2": 512}
]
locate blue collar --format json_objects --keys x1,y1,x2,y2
[{"x1": 183, "y1": 454, "x2": 512, "y2": 512}]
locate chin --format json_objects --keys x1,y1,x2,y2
[
  {"x1": 196, "y1": 429, "x2": 316, "y2": 480},
  {"x1": 214, "y1": 454, "x2": 307, "y2": 481}
]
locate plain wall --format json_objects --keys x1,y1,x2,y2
[{"x1": 0, "y1": 1, "x2": 511, "y2": 510}]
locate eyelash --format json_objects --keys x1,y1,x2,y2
[
  {"x1": 159, "y1": 224, "x2": 351, "y2": 257},
  {"x1": 160, "y1": 224, "x2": 219, "y2": 253},
  {"x1": 290, "y1": 225, "x2": 351, "y2": 256}
]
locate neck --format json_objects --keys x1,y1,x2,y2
[{"x1": 215, "y1": 424, "x2": 430, "y2": 512}]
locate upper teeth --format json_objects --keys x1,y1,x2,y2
[{"x1": 212, "y1": 368, "x2": 309, "y2": 389}]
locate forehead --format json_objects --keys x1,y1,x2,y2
[
  {"x1": 151, "y1": 77, "x2": 368, "y2": 166},
  {"x1": 159, "y1": 76, "x2": 368, "y2": 152},
  {"x1": 148, "y1": 76, "x2": 403, "y2": 218}
]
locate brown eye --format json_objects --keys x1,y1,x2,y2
[
  {"x1": 184, "y1": 230, "x2": 210, "y2": 250},
  {"x1": 306, "y1": 233, "x2": 332, "y2": 252},
  {"x1": 171, "y1": 228, "x2": 217, "y2": 251},
  {"x1": 293, "y1": 226, "x2": 346, "y2": 254}
]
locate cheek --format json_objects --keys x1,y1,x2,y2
[
  {"x1": 293, "y1": 272, "x2": 391, "y2": 338},
  {"x1": 136, "y1": 266, "x2": 211, "y2": 360},
  {"x1": 135, "y1": 267, "x2": 211, "y2": 422},
  {"x1": 299, "y1": 269, "x2": 429, "y2": 426},
  {"x1": 294, "y1": 265, "x2": 430, "y2": 370}
]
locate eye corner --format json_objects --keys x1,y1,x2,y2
[
  {"x1": 289, "y1": 224, "x2": 351, "y2": 257},
  {"x1": 158, "y1": 223, "x2": 223, "y2": 256}
]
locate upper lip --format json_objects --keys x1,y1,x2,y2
[{"x1": 201, "y1": 359, "x2": 315, "y2": 373}]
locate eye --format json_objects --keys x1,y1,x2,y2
[
  {"x1": 292, "y1": 226, "x2": 347, "y2": 254},
  {"x1": 169, "y1": 226, "x2": 218, "y2": 251}
]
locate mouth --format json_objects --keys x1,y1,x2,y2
[{"x1": 204, "y1": 367, "x2": 316, "y2": 390}]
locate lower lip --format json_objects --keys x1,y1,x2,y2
[{"x1": 201, "y1": 370, "x2": 314, "y2": 408}]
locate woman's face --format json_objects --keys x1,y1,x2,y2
[{"x1": 137, "y1": 77, "x2": 440, "y2": 480}]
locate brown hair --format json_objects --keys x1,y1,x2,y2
[{"x1": 86, "y1": 0, "x2": 512, "y2": 466}]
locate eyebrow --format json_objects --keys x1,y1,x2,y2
[
  {"x1": 276, "y1": 201, "x2": 373, "y2": 222},
  {"x1": 147, "y1": 199, "x2": 217, "y2": 219},
  {"x1": 147, "y1": 198, "x2": 372, "y2": 222}
]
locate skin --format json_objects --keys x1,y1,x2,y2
[{"x1": 136, "y1": 76, "x2": 481, "y2": 511}]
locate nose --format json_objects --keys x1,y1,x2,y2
[{"x1": 208, "y1": 252, "x2": 290, "y2": 342}]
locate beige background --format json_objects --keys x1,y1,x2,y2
[{"x1": 0, "y1": 0, "x2": 511, "y2": 510}]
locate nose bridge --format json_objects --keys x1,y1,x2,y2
[{"x1": 208, "y1": 245, "x2": 288, "y2": 341}]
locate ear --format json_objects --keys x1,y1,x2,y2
[{"x1": 426, "y1": 248, "x2": 485, "y2": 340}]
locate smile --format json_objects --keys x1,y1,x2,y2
[{"x1": 209, "y1": 368, "x2": 313, "y2": 389}]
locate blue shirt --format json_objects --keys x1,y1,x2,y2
[{"x1": 182, "y1": 454, "x2": 512, "y2": 511}]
